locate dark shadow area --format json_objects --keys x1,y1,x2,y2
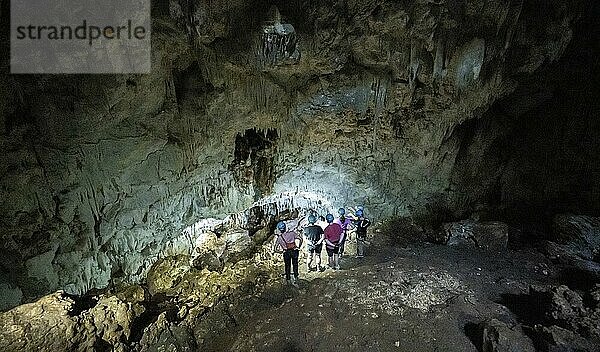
[
  {"x1": 129, "y1": 292, "x2": 179, "y2": 344},
  {"x1": 448, "y1": 0, "x2": 600, "y2": 237},
  {"x1": 497, "y1": 292, "x2": 552, "y2": 351},
  {"x1": 497, "y1": 293, "x2": 549, "y2": 327},
  {"x1": 173, "y1": 61, "x2": 216, "y2": 106},
  {"x1": 93, "y1": 338, "x2": 112, "y2": 352},
  {"x1": 66, "y1": 293, "x2": 99, "y2": 317},
  {"x1": 281, "y1": 340, "x2": 303, "y2": 352},
  {"x1": 464, "y1": 322, "x2": 483, "y2": 352},
  {"x1": 230, "y1": 127, "x2": 279, "y2": 199},
  {"x1": 558, "y1": 267, "x2": 599, "y2": 292}
]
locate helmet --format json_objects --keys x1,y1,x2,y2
[
  {"x1": 325, "y1": 214, "x2": 334, "y2": 223},
  {"x1": 277, "y1": 221, "x2": 286, "y2": 231},
  {"x1": 338, "y1": 208, "x2": 346, "y2": 216},
  {"x1": 357, "y1": 205, "x2": 364, "y2": 211},
  {"x1": 356, "y1": 209, "x2": 364, "y2": 217},
  {"x1": 308, "y1": 215, "x2": 317, "y2": 224}
]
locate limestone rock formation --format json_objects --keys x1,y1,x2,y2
[
  {"x1": 543, "y1": 215, "x2": 600, "y2": 282},
  {"x1": 191, "y1": 231, "x2": 226, "y2": 271},
  {"x1": 0, "y1": 291, "x2": 140, "y2": 352},
  {"x1": 1, "y1": 0, "x2": 600, "y2": 350},
  {"x1": 0, "y1": 292, "x2": 79, "y2": 351},
  {"x1": 136, "y1": 312, "x2": 196, "y2": 352},
  {"x1": 526, "y1": 285, "x2": 600, "y2": 350},
  {"x1": 443, "y1": 220, "x2": 509, "y2": 249},
  {"x1": 537, "y1": 325, "x2": 599, "y2": 352},
  {"x1": 0, "y1": 0, "x2": 596, "y2": 325}
]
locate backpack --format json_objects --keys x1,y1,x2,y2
[{"x1": 280, "y1": 231, "x2": 297, "y2": 250}]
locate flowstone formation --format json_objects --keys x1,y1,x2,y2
[{"x1": 0, "y1": 0, "x2": 596, "y2": 326}]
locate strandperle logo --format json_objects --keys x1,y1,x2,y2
[
  {"x1": 15, "y1": 20, "x2": 148, "y2": 46},
  {"x1": 11, "y1": 0, "x2": 151, "y2": 74}
]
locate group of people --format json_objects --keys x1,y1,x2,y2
[{"x1": 272, "y1": 207, "x2": 371, "y2": 286}]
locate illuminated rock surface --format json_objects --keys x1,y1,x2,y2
[{"x1": 3, "y1": 238, "x2": 599, "y2": 351}]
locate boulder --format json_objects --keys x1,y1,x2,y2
[
  {"x1": 552, "y1": 214, "x2": 600, "y2": 261},
  {"x1": 543, "y1": 241, "x2": 600, "y2": 281},
  {"x1": 0, "y1": 291, "x2": 140, "y2": 352},
  {"x1": 192, "y1": 251, "x2": 223, "y2": 272},
  {"x1": 480, "y1": 319, "x2": 535, "y2": 352},
  {"x1": 547, "y1": 285, "x2": 586, "y2": 326},
  {"x1": 137, "y1": 312, "x2": 197, "y2": 352},
  {"x1": 77, "y1": 295, "x2": 137, "y2": 351},
  {"x1": 0, "y1": 292, "x2": 78, "y2": 352},
  {"x1": 536, "y1": 325, "x2": 599, "y2": 352},
  {"x1": 530, "y1": 285, "x2": 600, "y2": 340},
  {"x1": 194, "y1": 231, "x2": 227, "y2": 257},
  {"x1": 223, "y1": 228, "x2": 252, "y2": 261},
  {"x1": 443, "y1": 220, "x2": 509, "y2": 249},
  {"x1": 191, "y1": 231, "x2": 226, "y2": 271}
]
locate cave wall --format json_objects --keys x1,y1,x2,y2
[
  {"x1": 449, "y1": 0, "x2": 600, "y2": 227},
  {"x1": 0, "y1": 0, "x2": 587, "y2": 309}
]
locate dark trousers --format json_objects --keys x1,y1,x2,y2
[
  {"x1": 339, "y1": 233, "x2": 347, "y2": 255},
  {"x1": 283, "y1": 249, "x2": 299, "y2": 280}
]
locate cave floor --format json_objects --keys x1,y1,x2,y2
[{"x1": 198, "y1": 239, "x2": 560, "y2": 351}]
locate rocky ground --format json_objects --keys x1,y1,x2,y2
[
  {"x1": 198, "y1": 237, "x2": 600, "y2": 352},
  {"x1": 1, "y1": 215, "x2": 600, "y2": 351}
]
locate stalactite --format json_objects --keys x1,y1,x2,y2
[
  {"x1": 246, "y1": 75, "x2": 282, "y2": 112},
  {"x1": 370, "y1": 76, "x2": 389, "y2": 118},
  {"x1": 433, "y1": 37, "x2": 445, "y2": 82},
  {"x1": 503, "y1": 0, "x2": 524, "y2": 50},
  {"x1": 256, "y1": 6, "x2": 300, "y2": 70},
  {"x1": 409, "y1": 40, "x2": 421, "y2": 94}
]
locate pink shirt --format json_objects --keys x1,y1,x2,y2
[
  {"x1": 276, "y1": 231, "x2": 299, "y2": 251},
  {"x1": 324, "y1": 223, "x2": 343, "y2": 243}
]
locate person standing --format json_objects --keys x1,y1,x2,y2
[
  {"x1": 353, "y1": 208, "x2": 371, "y2": 258},
  {"x1": 324, "y1": 214, "x2": 343, "y2": 270},
  {"x1": 316, "y1": 215, "x2": 328, "y2": 230},
  {"x1": 334, "y1": 208, "x2": 354, "y2": 258},
  {"x1": 303, "y1": 214, "x2": 324, "y2": 271},
  {"x1": 273, "y1": 221, "x2": 303, "y2": 286}
]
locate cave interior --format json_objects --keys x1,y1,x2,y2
[{"x1": 1, "y1": 0, "x2": 600, "y2": 351}]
